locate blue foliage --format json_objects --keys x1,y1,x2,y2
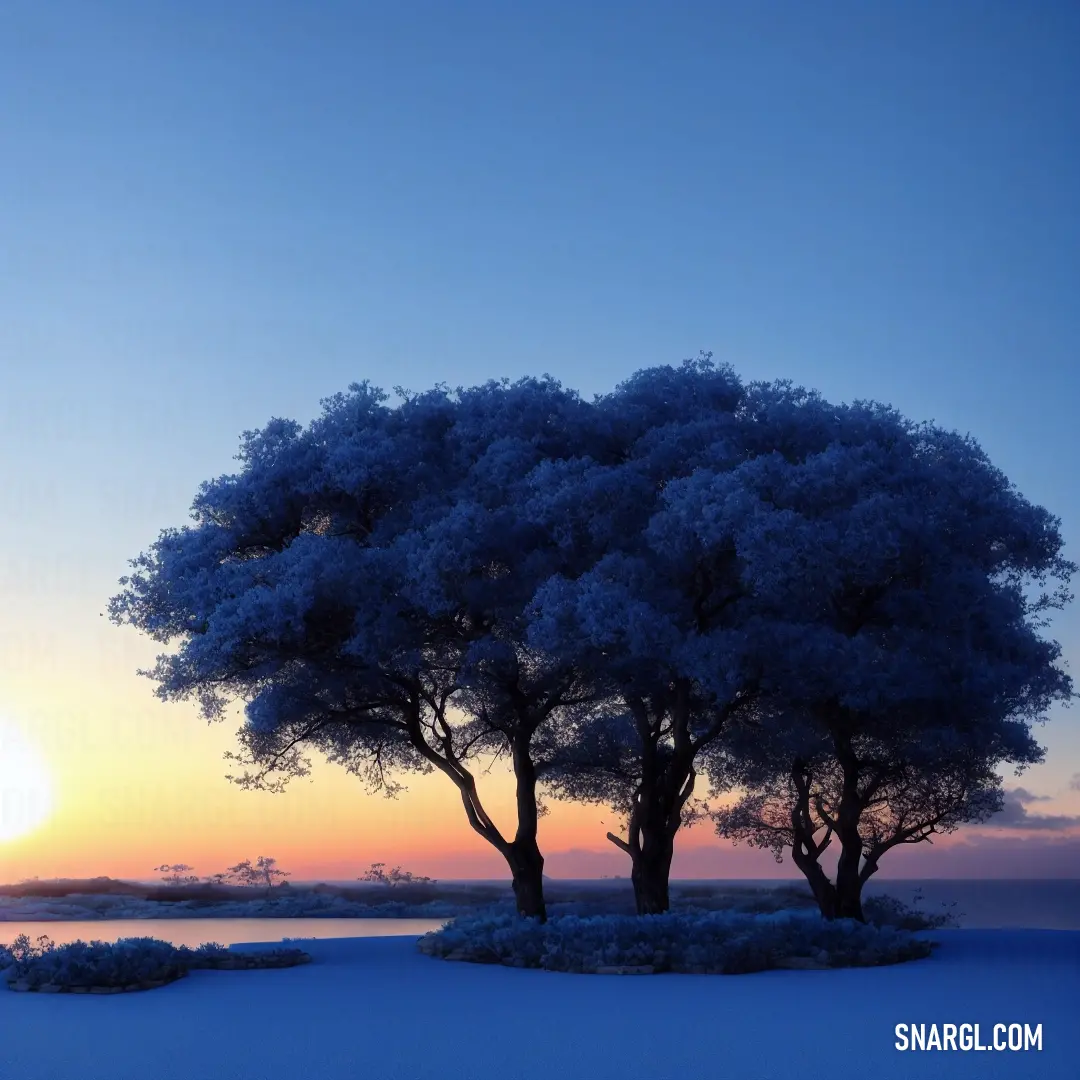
[
  {"x1": 419, "y1": 909, "x2": 933, "y2": 973},
  {"x1": 0, "y1": 935, "x2": 310, "y2": 991},
  {"x1": 1, "y1": 936, "x2": 185, "y2": 990},
  {"x1": 108, "y1": 356, "x2": 1076, "y2": 915}
]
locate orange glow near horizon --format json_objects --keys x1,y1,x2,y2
[
  {"x1": 2, "y1": 616, "x2": 1078, "y2": 886},
  {"x1": 0, "y1": 619, "x2": 623, "y2": 882}
]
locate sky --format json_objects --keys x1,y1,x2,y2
[{"x1": 1, "y1": 0, "x2": 1078, "y2": 883}]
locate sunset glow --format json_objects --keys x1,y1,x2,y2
[
  {"x1": 0, "y1": 719, "x2": 54, "y2": 843},
  {"x1": 0, "y1": 2, "x2": 1076, "y2": 891}
]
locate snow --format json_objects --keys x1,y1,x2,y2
[{"x1": 0, "y1": 929, "x2": 1074, "y2": 1079}]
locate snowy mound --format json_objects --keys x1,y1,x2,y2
[{"x1": 419, "y1": 908, "x2": 934, "y2": 973}]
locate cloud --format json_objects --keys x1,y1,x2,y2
[
  {"x1": 355, "y1": 825, "x2": 1080, "y2": 883},
  {"x1": 1071, "y1": 773, "x2": 1080, "y2": 792},
  {"x1": 1009, "y1": 787, "x2": 1051, "y2": 803},
  {"x1": 881, "y1": 833, "x2": 1080, "y2": 878},
  {"x1": 988, "y1": 788, "x2": 1080, "y2": 832}
]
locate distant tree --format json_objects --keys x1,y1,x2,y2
[
  {"x1": 224, "y1": 857, "x2": 291, "y2": 895},
  {"x1": 222, "y1": 861, "x2": 259, "y2": 889},
  {"x1": 359, "y1": 862, "x2": 390, "y2": 884},
  {"x1": 707, "y1": 395, "x2": 1075, "y2": 920},
  {"x1": 153, "y1": 864, "x2": 199, "y2": 887},
  {"x1": 359, "y1": 862, "x2": 434, "y2": 886}
]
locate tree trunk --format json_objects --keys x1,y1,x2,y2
[
  {"x1": 832, "y1": 732, "x2": 868, "y2": 923},
  {"x1": 506, "y1": 837, "x2": 547, "y2": 921},
  {"x1": 834, "y1": 852, "x2": 866, "y2": 922},
  {"x1": 631, "y1": 835, "x2": 675, "y2": 915},
  {"x1": 632, "y1": 711, "x2": 697, "y2": 915},
  {"x1": 627, "y1": 763, "x2": 692, "y2": 915},
  {"x1": 787, "y1": 761, "x2": 839, "y2": 919},
  {"x1": 507, "y1": 734, "x2": 547, "y2": 921},
  {"x1": 833, "y1": 847, "x2": 866, "y2": 920},
  {"x1": 607, "y1": 689, "x2": 713, "y2": 916},
  {"x1": 403, "y1": 693, "x2": 551, "y2": 920},
  {"x1": 791, "y1": 844, "x2": 838, "y2": 920},
  {"x1": 836, "y1": 889, "x2": 864, "y2": 921}
]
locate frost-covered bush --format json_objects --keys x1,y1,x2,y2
[
  {"x1": 418, "y1": 909, "x2": 934, "y2": 974},
  {"x1": 1, "y1": 935, "x2": 185, "y2": 991},
  {"x1": 1, "y1": 935, "x2": 311, "y2": 992},
  {"x1": 863, "y1": 894, "x2": 959, "y2": 931},
  {"x1": 175, "y1": 942, "x2": 311, "y2": 970}
]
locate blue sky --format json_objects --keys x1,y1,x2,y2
[{"x1": 1, "y1": 1, "x2": 1078, "y2": 876}]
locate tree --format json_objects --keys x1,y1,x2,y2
[
  {"x1": 713, "y1": 713, "x2": 1014, "y2": 919},
  {"x1": 706, "y1": 390, "x2": 1075, "y2": 919},
  {"x1": 525, "y1": 357, "x2": 765, "y2": 914},
  {"x1": 111, "y1": 361, "x2": 1072, "y2": 928},
  {"x1": 224, "y1": 856, "x2": 291, "y2": 895},
  {"x1": 153, "y1": 864, "x2": 199, "y2": 887},
  {"x1": 392, "y1": 377, "x2": 617, "y2": 920},
  {"x1": 359, "y1": 862, "x2": 434, "y2": 886},
  {"x1": 109, "y1": 376, "x2": 606, "y2": 921},
  {"x1": 528, "y1": 553, "x2": 760, "y2": 914}
]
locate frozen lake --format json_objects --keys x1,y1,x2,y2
[{"x1": 0, "y1": 917, "x2": 446, "y2": 949}]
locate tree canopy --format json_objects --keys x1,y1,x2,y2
[
  {"x1": 110, "y1": 358, "x2": 1075, "y2": 922},
  {"x1": 707, "y1": 404, "x2": 1074, "y2": 917},
  {"x1": 110, "y1": 376, "x2": 605, "y2": 918}
]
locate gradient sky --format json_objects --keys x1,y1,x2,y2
[{"x1": 1, "y1": 1, "x2": 1078, "y2": 883}]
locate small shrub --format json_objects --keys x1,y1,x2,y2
[
  {"x1": 174, "y1": 941, "x2": 229, "y2": 967},
  {"x1": 176, "y1": 942, "x2": 311, "y2": 970},
  {"x1": 419, "y1": 909, "x2": 934, "y2": 974},
  {"x1": 864, "y1": 894, "x2": 959, "y2": 931},
  {"x1": 1, "y1": 935, "x2": 311, "y2": 992},
  {"x1": 2, "y1": 935, "x2": 185, "y2": 991}
]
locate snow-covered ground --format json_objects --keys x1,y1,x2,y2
[{"x1": 0, "y1": 929, "x2": 1074, "y2": 1080}]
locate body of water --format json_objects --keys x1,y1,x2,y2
[
  {"x1": 1, "y1": 879, "x2": 1077, "y2": 949},
  {"x1": 861, "y1": 879, "x2": 1080, "y2": 930},
  {"x1": 0, "y1": 918, "x2": 446, "y2": 949}
]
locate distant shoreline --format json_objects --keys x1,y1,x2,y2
[{"x1": 0, "y1": 877, "x2": 1077, "y2": 930}]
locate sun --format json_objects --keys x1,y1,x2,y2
[{"x1": 0, "y1": 720, "x2": 54, "y2": 842}]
